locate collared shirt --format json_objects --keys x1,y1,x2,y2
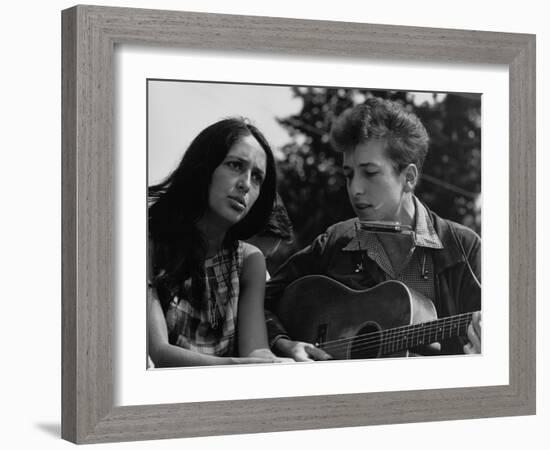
[
  {"x1": 342, "y1": 197, "x2": 443, "y2": 301},
  {"x1": 265, "y1": 203, "x2": 481, "y2": 355}
]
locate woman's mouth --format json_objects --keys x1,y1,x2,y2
[{"x1": 228, "y1": 196, "x2": 247, "y2": 211}]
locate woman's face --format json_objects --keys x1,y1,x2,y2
[
  {"x1": 343, "y1": 138, "x2": 408, "y2": 222},
  {"x1": 205, "y1": 135, "x2": 267, "y2": 229}
]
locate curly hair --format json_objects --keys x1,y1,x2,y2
[{"x1": 330, "y1": 96, "x2": 429, "y2": 174}]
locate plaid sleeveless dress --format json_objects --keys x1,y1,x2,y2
[{"x1": 164, "y1": 242, "x2": 244, "y2": 357}]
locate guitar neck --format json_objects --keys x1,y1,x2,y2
[{"x1": 380, "y1": 312, "x2": 473, "y2": 355}]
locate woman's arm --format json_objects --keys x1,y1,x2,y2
[
  {"x1": 146, "y1": 238, "x2": 259, "y2": 367},
  {"x1": 238, "y1": 244, "x2": 291, "y2": 360},
  {"x1": 147, "y1": 286, "x2": 278, "y2": 367}
]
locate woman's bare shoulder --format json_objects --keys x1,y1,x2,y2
[
  {"x1": 241, "y1": 241, "x2": 263, "y2": 259},
  {"x1": 239, "y1": 241, "x2": 266, "y2": 282}
]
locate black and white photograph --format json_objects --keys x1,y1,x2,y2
[
  {"x1": 4, "y1": 0, "x2": 544, "y2": 447},
  {"x1": 146, "y1": 80, "x2": 482, "y2": 368}
]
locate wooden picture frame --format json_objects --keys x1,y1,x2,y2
[{"x1": 61, "y1": 5, "x2": 536, "y2": 444}]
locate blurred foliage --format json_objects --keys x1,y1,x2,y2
[{"x1": 275, "y1": 88, "x2": 481, "y2": 255}]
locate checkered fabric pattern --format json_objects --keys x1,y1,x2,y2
[
  {"x1": 164, "y1": 242, "x2": 243, "y2": 357},
  {"x1": 343, "y1": 197, "x2": 443, "y2": 301}
]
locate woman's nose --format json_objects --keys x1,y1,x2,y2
[{"x1": 237, "y1": 172, "x2": 251, "y2": 192}]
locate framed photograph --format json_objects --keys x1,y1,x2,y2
[{"x1": 62, "y1": 5, "x2": 535, "y2": 444}]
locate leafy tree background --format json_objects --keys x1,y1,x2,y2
[{"x1": 271, "y1": 88, "x2": 481, "y2": 270}]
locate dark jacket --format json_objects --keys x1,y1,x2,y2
[{"x1": 265, "y1": 207, "x2": 481, "y2": 355}]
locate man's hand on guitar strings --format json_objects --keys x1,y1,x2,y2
[
  {"x1": 410, "y1": 342, "x2": 441, "y2": 356},
  {"x1": 275, "y1": 338, "x2": 333, "y2": 362},
  {"x1": 464, "y1": 311, "x2": 482, "y2": 354}
]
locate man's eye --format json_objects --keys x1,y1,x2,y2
[{"x1": 365, "y1": 171, "x2": 378, "y2": 177}]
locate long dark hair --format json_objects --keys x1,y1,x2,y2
[{"x1": 148, "y1": 117, "x2": 277, "y2": 311}]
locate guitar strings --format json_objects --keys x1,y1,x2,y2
[
  {"x1": 320, "y1": 319, "x2": 472, "y2": 356},
  {"x1": 317, "y1": 314, "x2": 473, "y2": 354},
  {"x1": 319, "y1": 315, "x2": 472, "y2": 353},
  {"x1": 332, "y1": 323, "x2": 467, "y2": 354},
  {"x1": 319, "y1": 318, "x2": 472, "y2": 355},
  {"x1": 331, "y1": 319, "x2": 470, "y2": 356},
  {"x1": 320, "y1": 328, "x2": 469, "y2": 355},
  {"x1": 318, "y1": 312, "x2": 472, "y2": 348}
]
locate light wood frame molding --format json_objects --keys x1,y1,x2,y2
[{"x1": 62, "y1": 5, "x2": 535, "y2": 443}]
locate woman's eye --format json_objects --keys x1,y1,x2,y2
[
  {"x1": 365, "y1": 171, "x2": 378, "y2": 177},
  {"x1": 227, "y1": 161, "x2": 242, "y2": 170},
  {"x1": 252, "y1": 172, "x2": 264, "y2": 185}
]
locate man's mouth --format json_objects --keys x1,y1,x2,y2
[{"x1": 354, "y1": 202, "x2": 372, "y2": 210}]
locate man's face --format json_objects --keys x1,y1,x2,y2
[{"x1": 343, "y1": 139, "x2": 407, "y2": 222}]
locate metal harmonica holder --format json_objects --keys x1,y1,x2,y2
[
  {"x1": 353, "y1": 221, "x2": 417, "y2": 274},
  {"x1": 356, "y1": 220, "x2": 415, "y2": 237}
]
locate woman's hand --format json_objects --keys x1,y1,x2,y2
[
  {"x1": 238, "y1": 348, "x2": 294, "y2": 364},
  {"x1": 228, "y1": 356, "x2": 284, "y2": 364},
  {"x1": 274, "y1": 338, "x2": 332, "y2": 362}
]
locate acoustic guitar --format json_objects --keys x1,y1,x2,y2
[{"x1": 274, "y1": 275, "x2": 475, "y2": 359}]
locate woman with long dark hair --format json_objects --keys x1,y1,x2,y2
[{"x1": 148, "y1": 117, "x2": 289, "y2": 367}]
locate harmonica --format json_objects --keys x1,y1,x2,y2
[{"x1": 357, "y1": 220, "x2": 414, "y2": 234}]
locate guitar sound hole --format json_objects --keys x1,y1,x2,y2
[{"x1": 349, "y1": 322, "x2": 381, "y2": 359}]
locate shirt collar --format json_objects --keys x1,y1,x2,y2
[
  {"x1": 342, "y1": 196, "x2": 443, "y2": 252},
  {"x1": 412, "y1": 197, "x2": 444, "y2": 249}
]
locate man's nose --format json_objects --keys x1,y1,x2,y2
[{"x1": 349, "y1": 175, "x2": 364, "y2": 196}]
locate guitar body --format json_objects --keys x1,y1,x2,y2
[{"x1": 274, "y1": 275, "x2": 438, "y2": 359}]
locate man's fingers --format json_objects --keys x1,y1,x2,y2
[
  {"x1": 305, "y1": 345, "x2": 333, "y2": 361},
  {"x1": 472, "y1": 311, "x2": 482, "y2": 336},
  {"x1": 420, "y1": 342, "x2": 442, "y2": 355},
  {"x1": 463, "y1": 342, "x2": 474, "y2": 354},
  {"x1": 293, "y1": 352, "x2": 314, "y2": 362},
  {"x1": 279, "y1": 340, "x2": 334, "y2": 362},
  {"x1": 466, "y1": 323, "x2": 481, "y2": 353}
]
